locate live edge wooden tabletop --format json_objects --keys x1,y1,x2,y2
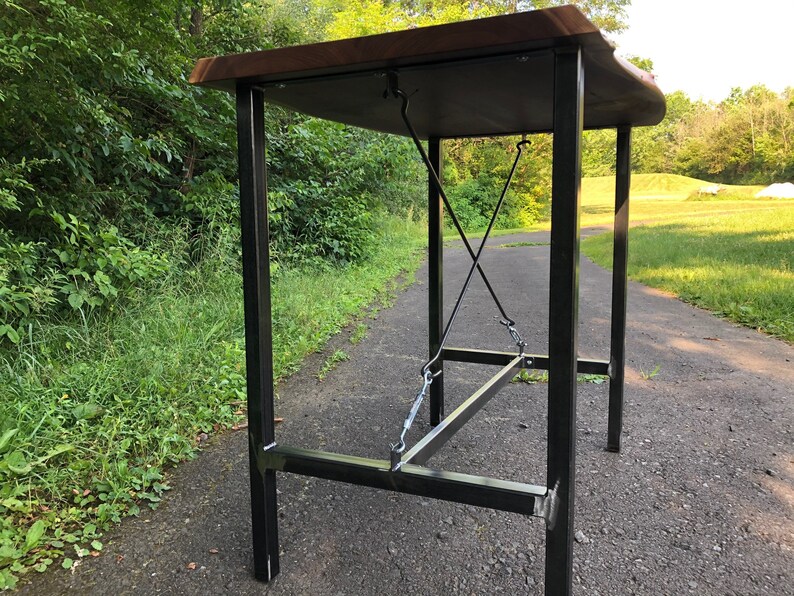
[{"x1": 190, "y1": 5, "x2": 665, "y2": 139}]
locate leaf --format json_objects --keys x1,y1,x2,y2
[
  {"x1": 90, "y1": 540, "x2": 103, "y2": 551},
  {"x1": 0, "y1": 544, "x2": 18, "y2": 564},
  {"x1": 62, "y1": 557, "x2": 74, "y2": 569},
  {"x1": 0, "y1": 568, "x2": 18, "y2": 590},
  {"x1": 72, "y1": 403, "x2": 104, "y2": 421},
  {"x1": 5, "y1": 450, "x2": 31, "y2": 475},
  {"x1": 36, "y1": 444, "x2": 75, "y2": 464},
  {"x1": 0, "y1": 429, "x2": 18, "y2": 454},
  {"x1": 68, "y1": 293, "x2": 84, "y2": 309},
  {"x1": 0, "y1": 325, "x2": 20, "y2": 344},
  {"x1": 25, "y1": 520, "x2": 46, "y2": 550}
]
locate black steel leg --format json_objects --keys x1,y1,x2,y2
[
  {"x1": 545, "y1": 46, "x2": 583, "y2": 596},
  {"x1": 607, "y1": 126, "x2": 632, "y2": 452},
  {"x1": 236, "y1": 84, "x2": 280, "y2": 581},
  {"x1": 428, "y1": 137, "x2": 444, "y2": 426}
]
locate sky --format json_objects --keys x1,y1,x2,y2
[{"x1": 613, "y1": 0, "x2": 794, "y2": 102}]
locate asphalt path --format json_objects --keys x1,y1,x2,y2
[{"x1": 22, "y1": 230, "x2": 793, "y2": 595}]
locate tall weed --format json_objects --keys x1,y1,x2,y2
[{"x1": 0, "y1": 216, "x2": 424, "y2": 588}]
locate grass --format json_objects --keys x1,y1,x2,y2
[
  {"x1": 350, "y1": 323, "x2": 369, "y2": 344},
  {"x1": 512, "y1": 370, "x2": 609, "y2": 384},
  {"x1": 444, "y1": 173, "x2": 770, "y2": 236},
  {"x1": 490, "y1": 241, "x2": 549, "y2": 248},
  {"x1": 579, "y1": 173, "x2": 769, "y2": 227},
  {"x1": 640, "y1": 364, "x2": 662, "y2": 381},
  {"x1": 450, "y1": 172, "x2": 792, "y2": 343},
  {"x1": 0, "y1": 216, "x2": 425, "y2": 589},
  {"x1": 316, "y1": 350, "x2": 350, "y2": 381},
  {"x1": 582, "y1": 206, "x2": 794, "y2": 342}
]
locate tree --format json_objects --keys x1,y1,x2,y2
[
  {"x1": 317, "y1": 0, "x2": 631, "y2": 39},
  {"x1": 672, "y1": 86, "x2": 793, "y2": 184}
]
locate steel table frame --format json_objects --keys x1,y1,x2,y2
[{"x1": 235, "y1": 44, "x2": 633, "y2": 594}]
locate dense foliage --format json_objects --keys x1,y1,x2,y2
[
  {"x1": 0, "y1": 0, "x2": 424, "y2": 587},
  {"x1": 0, "y1": 0, "x2": 423, "y2": 346},
  {"x1": 582, "y1": 86, "x2": 794, "y2": 183}
]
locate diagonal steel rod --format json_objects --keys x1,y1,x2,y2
[
  {"x1": 387, "y1": 79, "x2": 529, "y2": 461},
  {"x1": 388, "y1": 82, "x2": 516, "y2": 329},
  {"x1": 420, "y1": 131, "x2": 529, "y2": 376}
]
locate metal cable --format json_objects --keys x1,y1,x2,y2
[
  {"x1": 387, "y1": 75, "x2": 529, "y2": 465},
  {"x1": 386, "y1": 80, "x2": 528, "y2": 369}
]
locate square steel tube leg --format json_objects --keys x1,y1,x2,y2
[
  {"x1": 236, "y1": 84, "x2": 280, "y2": 582},
  {"x1": 608, "y1": 126, "x2": 632, "y2": 452},
  {"x1": 428, "y1": 137, "x2": 444, "y2": 426},
  {"x1": 545, "y1": 46, "x2": 584, "y2": 596}
]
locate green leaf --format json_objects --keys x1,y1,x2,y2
[
  {"x1": 72, "y1": 403, "x2": 104, "y2": 421},
  {"x1": 0, "y1": 544, "x2": 18, "y2": 563},
  {"x1": 61, "y1": 557, "x2": 74, "y2": 569},
  {"x1": 37, "y1": 443, "x2": 75, "y2": 464},
  {"x1": 0, "y1": 568, "x2": 18, "y2": 590},
  {"x1": 25, "y1": 520, "x2": 46, "y2": 550},
  {"x1": 68, "y1": 293, "x2": 84, "y2": 309},
  {"x1": 90, "y1": 540, "x2": 103, "y2": 551},
  {"x1": 0, "y1": 428, "x2": 18, "y2": 454},
  {"x1": 5, "y1": 450, "x2": 31, "y2": 475},
  {"x1": 0, "y1": 325, "x2": 20, "y2": 344}
]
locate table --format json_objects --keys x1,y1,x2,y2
[{"x1": 191, "y1": 6, "x2": 665, "y2": 593}]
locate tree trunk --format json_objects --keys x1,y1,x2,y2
[{"x1": 189, "y1": 6, "x2": 203, "y2": 37}]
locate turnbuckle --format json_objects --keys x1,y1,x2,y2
[
  {"x1": 500, "y1": 319, "x2": 527, "y2": 354},
  {"x1": 390, "y1": 370, "x2": 433, "y2": 471}
]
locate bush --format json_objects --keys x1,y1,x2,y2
[
  {"x1": 267, "y1": 116, "x2": 421, "y2": 264},
  {"x1": 446, "y1": 177, "x2": 546, "y2": 232},
  {"x1": 50, "y1": 212, "x2": 170, "y2": 311}
]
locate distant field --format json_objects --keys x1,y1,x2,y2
[
  {"x1": 584, "y1": 172, "x2": 710, "y2": 199},
  {"x1": 580, "y1": 174, "x2": 794, "y2": 342},
  {"x1": 580, "y1": 173, "x2": 768, "y2": 227}
]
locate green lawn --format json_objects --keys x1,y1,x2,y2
[
  {"x1": 454, "y1": 172, "x2": 793, "y2": 342},
  {"x1": 580, "y1": 173, "x2": 768, "y2": 227},
  {"x1": 446, "y1": 173, "x2": 793, "y2": 342},
  {"x1": 582, "y1": 201, "x2": 794, "y2": 342}
]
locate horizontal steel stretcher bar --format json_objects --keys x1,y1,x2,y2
[
  {"x1": 443, "y1": 347, "x2": 611, "y2": 376},
  {"x1": 258, "y1": 355, "x2": 555, "y2": 519},
  {"x1": 258, "y1": 444, "x2": 553, "y2": 519}
]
